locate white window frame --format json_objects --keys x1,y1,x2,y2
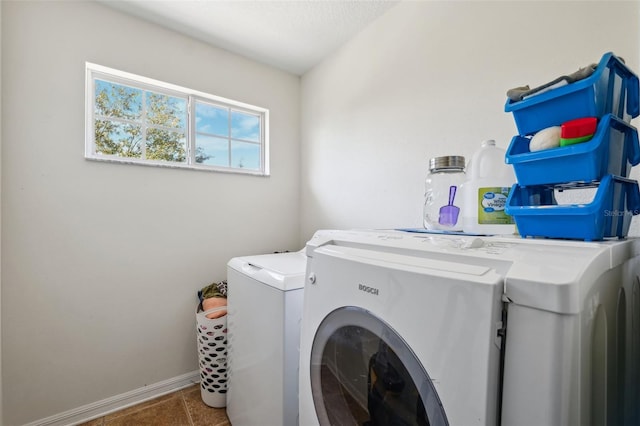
[{"x1": 85, "y1": 62, "x2": 270, "y2": 176}]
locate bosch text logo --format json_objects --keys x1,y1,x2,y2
[{"x1": 358, "y1": 284, "x2": 379, "y2": 296}]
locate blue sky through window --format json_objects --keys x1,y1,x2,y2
[
  {"x1": 231, "y1": 111, "x2": 260, "y2": 142},
  {"x1": 195, "y1": 101, "x2": 261, "y2": 169},
  {"x1": 231, "y1": 141, "x2": 260, "y2": 170},
  {"x1": 196, "y1": 135, "x2": 229, "y2": 167},
  {"x1": 195, "y1": 103, "x2": 228, "y2": 136}
]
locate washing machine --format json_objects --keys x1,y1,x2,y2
[
  {"x1": 226, "y1": 250, "x2": 307, "y2": 426},
  {"x1": 298, "y1": 229, "x2": 640, "y2": 426}
]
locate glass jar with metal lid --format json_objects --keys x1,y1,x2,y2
[{"x1": 423, "y1": 155, "x2": 466, "y2": 231}]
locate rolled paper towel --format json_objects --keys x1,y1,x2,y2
[{"x1": 529, "y1": 126, "x2": 561, "y2": 152}]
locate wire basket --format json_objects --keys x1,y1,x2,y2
[{"x1": 196, "y1": 305, "x2": 228, "y2": 408}]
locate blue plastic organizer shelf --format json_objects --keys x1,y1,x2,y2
[
  {"x1": 505, "y1": 114, "x2": 640, "y2": 186},
  {"x1": 505, "y1": 175, "x2": 640, "y2": 241},
  {"x1": 504, "y1": 52, "x2": 639, "y2": 136}
]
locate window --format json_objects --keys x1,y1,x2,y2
[{"x1": 85, "y1": 63, "x2": 269, "y2": 175}]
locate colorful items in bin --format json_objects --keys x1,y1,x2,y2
[
  {"x1": 529, "y1": 118, "x2": 598, "y2": 152},
  {"x1": 559, "y1": 134, "x2": 593, "y2": 147},
  {"x1": 561, "y1": 117, "x2": 597, "y2": 139},
  {"x1": 505, "y1": 175, "x2": 640, "y2": 241},
  {"x1": 506, "y1": 114, "x2": 640, "y2": 186},
  {"x1": 505, "y1": 52, "x2": 639, "y2": 136},
  {"x1": 560, "y1": 117, "x2": 597, "y2": 146}
]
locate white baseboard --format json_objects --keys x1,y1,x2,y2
[{"x1": 24, "y1": 370, "x2": 200, "y2": 426}]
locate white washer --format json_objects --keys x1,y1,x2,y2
[
  {"x1": 227, "y1": 251, "x2": 307, "y2": 426},
  {"x1": 299, "y1": 229, "x2": 640, "y2": 426}
]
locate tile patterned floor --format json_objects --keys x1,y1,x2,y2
[{"x1": 79, "y1": 384, "x2": 229, "y2": 426}]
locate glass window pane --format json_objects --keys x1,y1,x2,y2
[
  {"x1": 196, "y1": 134, "x2": 229, "y2": 167},
  {"x1": 146, "y1": 128, "x2": 186, "y2": 162},
  {"x1": 231, "y1": 111, "x2": 260, "y2": 142},
  {"x1": 196, "y1": 103, "x2": 229, "y2": 136},
  {"x1": 95, "y1": 80, "x2": 142, "y2": 120},
  {"x1": 231, "y1": 141, "x2": 260, "y2": 170},
  {"x1": 146, "y1": 92, "x2": 187, "y2": 129},
  {"x1": 95, "y1": 119, "x2": 142, "y2": 158}
]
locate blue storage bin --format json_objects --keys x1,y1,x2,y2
[
  {"x1": 505, "y1": 175, "x2": 640, "y2": 241},
  {"x1": 505, "y1": 52, "x2": 639, "y2": 136},
  {"x1": 505, "y1": 114, "x2": 640, "y2": 186}
]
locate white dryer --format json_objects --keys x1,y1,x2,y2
[{"x1": 298, "y1": 229, "x2": 640, "y2": 426}]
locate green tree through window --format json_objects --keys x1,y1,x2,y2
[{"x1": 94, "y1": 80, "x2": 193, "y2": 162}]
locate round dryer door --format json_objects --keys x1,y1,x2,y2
[{"x1": 310, "y1": 306, "x2": 449, "y2": 426}]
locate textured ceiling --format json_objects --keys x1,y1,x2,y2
[{"x1": 99, "y1": 0, "x2": 399, "y2": 75}]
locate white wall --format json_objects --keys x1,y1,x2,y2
[
  {"x1": 0, "y1": 1, "x2": 3, "y2": 423},
  {"x1": 300, "y1": 0, "x2": 640, "y2": 242},
  {"x1": 1, "y1": 1, "x2": 300, "y2": 425}
]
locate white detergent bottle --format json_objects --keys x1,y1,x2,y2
[{"x1": 461, "y1": 139, "x2": 516, "y2": 235}]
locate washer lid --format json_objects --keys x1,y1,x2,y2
[{"x1": 227, "y1": 250, "x2": 307, "y2": 291}]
